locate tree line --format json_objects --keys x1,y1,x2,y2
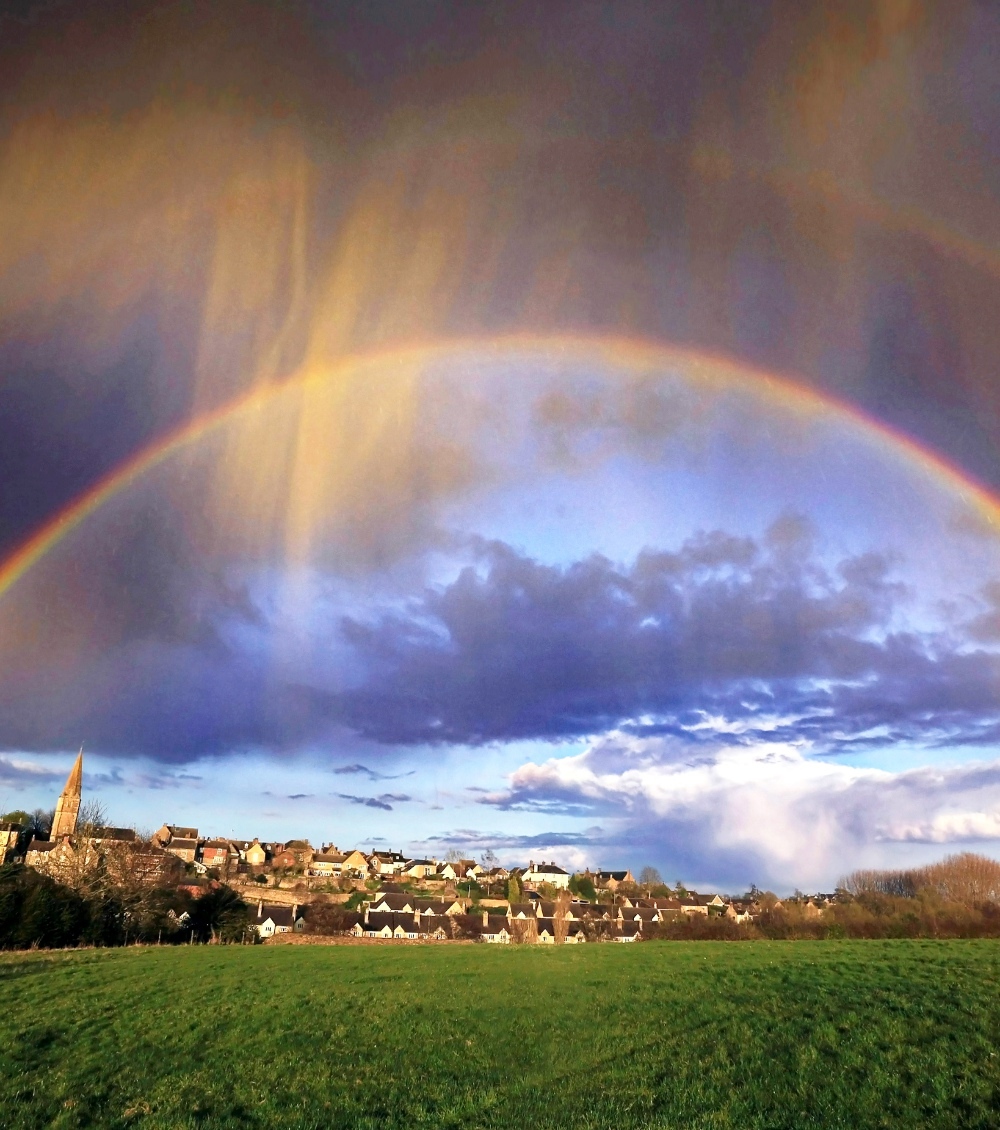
[{"x1": 0, "y1": 863, "x2": 254, "y2": 949}]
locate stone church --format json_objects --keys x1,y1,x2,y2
[{"x1": 25, "y1": 750, "x2": 178, "y2": 887}]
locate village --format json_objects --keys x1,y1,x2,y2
[{"x1": 0, "y1": 751, "x2": 834, "y2": 945}]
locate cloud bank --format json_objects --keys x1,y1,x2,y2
[{"x1": 482, "y1": 733, "x2": 1000, "y2": 889}]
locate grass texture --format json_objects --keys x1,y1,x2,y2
[{"x1": 3, "y1": 940, "x2": 1000, "y2": 1128}]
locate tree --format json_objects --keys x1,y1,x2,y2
[
  {"x1": 639, "y1": 866, "x2": 663, "y2": 891},
  {"x1": 507, "y1": 874, "x2": 521, "y2": 905},
  {"x1": 572, "y1": 873, "x2": 596, "y2": 901},
  {"x1": 188, "y1": 887, "x2": 250, "y2": 944},
  {"x1": 77, "y1": 798, "x2": 109, "y2": 837}
]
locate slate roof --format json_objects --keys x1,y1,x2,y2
[
  {"x1": 370, "y1": 893, "x2": 414, "y2": 912},
  {"x1": 255, "y1": 905, "x2": 296, "y2": 928}
]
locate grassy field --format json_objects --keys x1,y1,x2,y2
[{"x1": 3, "y1": 940, "x2": 1000, "y2": 1129}]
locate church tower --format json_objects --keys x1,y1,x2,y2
[{"x1": 51, "y1": 748, "x2": 83, "y2": 839}]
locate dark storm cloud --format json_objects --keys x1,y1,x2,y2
[
  {"x1": 336, "y1": 521, "x2": 1000, "y2": 754},
  {"x1": 336, "y1": 520, "x2": 888, "y2": 743},
  {"x1": 3, "y1": 513, "x2": 999, "y2": 764}
]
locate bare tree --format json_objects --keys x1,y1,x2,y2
[
  {"x1": 77, "y1": 798, "x2": 109, "y2": 838},
  {"x1": 639, "y1": 866, "x2": 663, "y2": 891}
]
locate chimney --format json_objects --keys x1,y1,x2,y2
[
  {"x1": 482, "y1": 909, "x2": 488, "y2": 927},
  {"x1": 257, "y1": 899, "x2": 263, "y2": 917},
  {"x1": 292, "y1": 903, "x2": 298, "y2": 920}
]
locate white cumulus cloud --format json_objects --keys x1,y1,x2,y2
[{"x1": 492, "y1": 732, "x2": 1000, "y2": 889}]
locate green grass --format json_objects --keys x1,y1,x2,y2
[{"x1": 3, "y1": 941, "x2": 1000, "y2": 1129}]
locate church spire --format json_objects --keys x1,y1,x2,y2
[{"x1": 51, "y1": 747, "x2": 83, "y2": 839}]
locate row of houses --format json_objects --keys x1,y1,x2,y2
[
  {"x1": 153, "y1": 827, "x2": 627, "y2": 893},
  {"x1": 315, "y1": 889, "x2": 759, "y2": 944}
]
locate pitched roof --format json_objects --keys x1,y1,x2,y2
[
  {"x1": 255, "y1": 905, "x2": 296, "y2": 928},
  {"x1": 370, "y1": 893, "x2": 414, "y2": 912},
  {"x1": 527, "y1": 862, "x2": 568, "y2": 875}
]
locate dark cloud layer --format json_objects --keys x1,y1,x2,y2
[
  {"x1": 337, "y1": 521, "x2": 1000, "y2": 753},
  {"x1": 4, "y1": 517, "x2": 1000, "y2": 764}
]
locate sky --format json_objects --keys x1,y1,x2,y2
[{"x1": 2, "y1": 0, "x2": 1000, "y2": 890}]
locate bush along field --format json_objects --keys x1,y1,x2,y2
[{"x1": 4, "y1": 941, "x2": 1000, "y2": 1129}]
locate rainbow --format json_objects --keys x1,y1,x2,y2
[{"x1": 1, "y1": 332, "x2": 998, "y2": 602}]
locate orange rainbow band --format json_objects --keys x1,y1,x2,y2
[{"x1": 1, "y1": 332, "x2": 998, "y2": 603}]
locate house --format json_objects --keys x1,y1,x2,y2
[
  {"x1": 369, "y1": 851, "x2": 407, "y2": 875},
  {"x1": 639, "y1": 897, "x2": 682, "y2": 915},
  {"x1": 364, "y1": 912, "x2": 419, "y2": 940},
  {"x1": 310, "y1": 851, "x2": 346, "y2": 877},
  {"x1": 164, "y1": 837, "x2": 199, "y2": 864},
  {"x1": 345, "y1": 916, "x2": 366, "y2": 937},
  {"x1": 340, "y1": 849, "x2": 370, "y2": 875},
  {"x1": 414, "y1": 899, "x2": 464, "y2": 917},
  {"x1": 271, "y1": 840, "x2": 313, "y2": 871},
  {"x1": 252, "y1": 901, "x2": 305, "y2": 939},
  {"x1": 624, "y1": 908, "x2": 663, "y2": 925},
  {"x1": 507, "y1": 903, "x2": 536, "y2": 920},
  {"x1": 535, "y1": 917, "x2": 557, "y2": 943},
  {"x1": 593, "y1": 869, "x2": 635, "y2": 890},
  {"x1": 0, "y1": 820, "x2": 22, "y2": 864},
  {"x1": 521, "y1": 861, "x2": 570, "y2": 890},
  {"x1": 614, "y1": 922, "x2": 642, "y2": 942},
  {"x1": 678, "y1": 898, "x2": 709, "y2": 916},
  {"x1": 401, "y1": 859, "x2": 437, "y2": 879},
  {"x1": 369, "y1": 893, "x2": 416, "y2": 914},
  {"x1": 564, "y1": 922, "x2": 587, "y2": 944},
  {"x1": 723, "y1": 902, "x2": 754, "y2": 924},
  {"x1": 478, "y1": 866, "x2": 509, "y2": 888},
  {"x1": 482, "y1": 913, "x2": 511, "y2": 943},
  {"x1": 24, "y1": 836, "x2": 76, "y2": 876},
  {"x1": 200, "y1": 840, "x2": 233, "y2": 870},
  {"x1": 153, "y1": 824, "x2": 198, "y2": 848},
  {"x1": 244, "y1": 839, "x2": 268, "y2": 868}
]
